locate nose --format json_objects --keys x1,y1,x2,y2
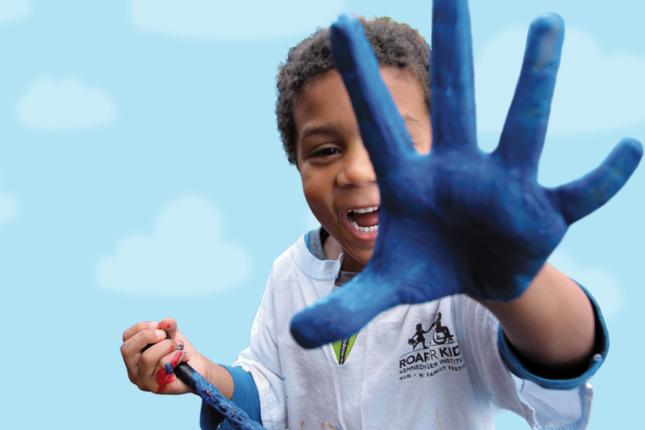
[{"x1": 336, "y1": 141, "x2": 377, "y2": 187}]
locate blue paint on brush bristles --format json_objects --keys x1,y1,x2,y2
[
  {"x1": 290, "y1": 0, "x2": 642, "y2": 349},
  {"x1": 174, "y1": 363, "x2": 266, "y2": 430}
]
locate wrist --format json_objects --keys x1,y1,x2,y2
[
  {"x1": 202, "y1": 355, "x2": 217, "y2": 388},
  {"x1": 483, "y1": 265, "x2": 597, "y2": 367}
]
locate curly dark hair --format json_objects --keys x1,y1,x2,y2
[{"x1": 276, "y1": 17, "x2": 431, "y2": 165}]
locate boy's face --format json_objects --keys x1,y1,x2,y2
[{"x1": 294, "y1": 67, "x2": 431, "y2": 271}]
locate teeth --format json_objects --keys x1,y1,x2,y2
[
  {"x1": 347, "y1": 206, "x2": 379, "y2": 233},
  {"x1": 348, "y1": 206, "x2": 379, "y2": 214},
  {"x1": 350, "y1": 220, "x2": 379, "y2": 233}
]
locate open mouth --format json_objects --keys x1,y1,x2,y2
[{"x1": 346, "y1": 206, "x2": 380, "y2": 233}]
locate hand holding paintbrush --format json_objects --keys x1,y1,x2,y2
[{"x1": 121, "y1": 318, "x2": 265, "y2": 429}]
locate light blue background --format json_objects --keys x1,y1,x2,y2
[{"x1": 1, "y1": 1, "x2": 643, "y2": 428}]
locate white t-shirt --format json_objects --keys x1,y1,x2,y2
[{"x1": 232, "y1": 235, "x2": 595, "y2": 429}]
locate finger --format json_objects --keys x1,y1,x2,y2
[
  {"x1": 155, "y1": 350, "x2": 188, "y2": 394},
  {"x1": 552, "y1": 138, "x2": 643, "y2": 225},
  {"x1": 140, "y1": 338, "x2": 182, "y2": 378},
  {"x1": 158, "y1": 317, "x2": 177, "y2": 339},
  {"x1": 329, "y1": 15, "x2": 416, "y2": 176},
  {"x1": 122, "y1": 321, "x2": 158, "y2": 342},
  {"x1": 495, "y1": 14, "x2": 564, "y2": 177},
  {"x1": 431, "y1": 0, "x2": 477, "y2": 150},
  {"x1": 121, "y1": 328, "x2": 167, "y2": 358},
  {"x1": 159, "y1": 318, "x2": 188, "y2": 352},
  {"x1": 290, "y1": 269, "x2": 400, "y2": 348},
  {"x1": 121, "y1": 329, "x2": 168, "y2": 382}
]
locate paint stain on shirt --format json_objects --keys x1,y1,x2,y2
[{"x1": 321, "y1": 420, "x2": 337, "y2": 430}]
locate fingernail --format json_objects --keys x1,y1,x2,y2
[
  {"x1": 170, "y1": 350, "x2": 183, "y2": 368},
  {"x1": 155, "y1": 329, "x2": 166, "y2": 338}
]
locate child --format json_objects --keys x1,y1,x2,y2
[{"x1": 121, "y1": 2, "x2": 642, "y2": 429}]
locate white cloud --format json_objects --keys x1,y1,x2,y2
[
  {"x1": 130, "y1": 0, "x2": 345, "y2": 39},
  {"x1": 16, "y1": 77, "x2": 116, "y2": 131},
  {"x1": 0, "y1": 192, "x2": 17, "y2": 223},
  {"x1": 548, "y1": 250, "x2": 622, "y2": 317},
  {"x1": 0, "y1": 0, "x2": 30, "y2": 22},
  {"x1": 475, "y1": 27, "x2": 645, "y2": 135},
  {"x1": 97, "y1": 195, "x2": 252, "y2": 296}
]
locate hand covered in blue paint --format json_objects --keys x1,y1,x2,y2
[{"x1": 290, "y1": 0, "x2": 642, "y2": 348}]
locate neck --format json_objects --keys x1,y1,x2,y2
[{"x1": 323, "y1": 234, "x2": 343, "y2": 261}]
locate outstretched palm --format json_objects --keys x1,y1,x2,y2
[{"x1": 291, "y1": 0, "x2": 642, "y2": 349}]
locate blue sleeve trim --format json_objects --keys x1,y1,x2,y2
[
  {"x1": 497, "y1": 283, "x2": 609, "y2": 390},
  {"x1": 199, "y1": 365, "x2": 262, "y2": 429},
  {"x1": 304, "y1": 229, "x2": 316, "y2": 253}
]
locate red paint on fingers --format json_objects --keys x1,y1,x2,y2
[
  {"x1": 155, "y1": 351, "x2": 183, "y2": 393},
  {"x1": 155, "y1": 368, "x2": 175, "y2": 393}
]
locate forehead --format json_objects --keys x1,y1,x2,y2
[{"x1": 293, "y1": 67, "x2": 428, "y2": 140}]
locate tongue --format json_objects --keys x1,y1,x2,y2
[{"x1": 352, "y1": 211, "x2": 379, "y2": 227}]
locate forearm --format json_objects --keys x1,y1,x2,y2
[
  {"x1": 203, "y1": 356, "x2": 235, "y2": 399},
  {"x1": 481, "y1": 263, "x2": 596, "y2": 374},
  {"x1": 199, "y1": 356, "x2": 262, "y2": 429}
]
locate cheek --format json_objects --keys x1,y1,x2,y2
[
  {"x1": 302, "y1": 181, "x2": 331, "y2": 219},
  {"x1": 423, "y1": 123, "x2": 432, "y2": 154},
  {"x1": 412, "y1": 123, "x2": 432, "y2": 155}
]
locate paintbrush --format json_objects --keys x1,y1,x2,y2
[
  {"x1": 173, "y1": 363, "x2": 266, "y2": 430},
  {"x1": 146, "y1": 330, "x2": 266, "y2": 429}
]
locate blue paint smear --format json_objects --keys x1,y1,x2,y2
[
  {"x1": 191, "y1": 371, "x2": 266, "y2": 430},
  {"x1": 290, "y1": 0, "x2": 643, "y2": 349}
]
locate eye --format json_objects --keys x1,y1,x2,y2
[{"x1": 311, "y1": 146, "x2": 342, "y2": 158}]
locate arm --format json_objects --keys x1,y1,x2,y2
[
  {"x1": 120, "y1": 318, "x2": 234, "y2": 396},
  {"x1": 160, "y1": 321, "x2": 263, "y2": 429},
  {"x1": 289, "y1": 3, "x2": 641, "y2": 357},
  {"x1": 482, "y1": 264, "x2": 596, "y2": 375},
  {"x1": 199, "y1": 362, "x2": 262, "y2": 430},
  {"x1": 201, "y1": 358, "x2": 235, "y2": 399},
  {"x1": 120, "y1": 318, "x2": 261, "y2": 428}
]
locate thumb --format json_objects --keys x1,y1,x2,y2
[
  {"x1": 290, "y1": 270, "x2": 400, "y2": 349},
  {"x1": 553, "y1": 137, "x2": 642, "y2": 225}
]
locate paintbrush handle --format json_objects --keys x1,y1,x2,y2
[
  {"x1": 174, "y1": 363, "x2": 266, "y2": 430},
  {"x1": 173, "y1": 362, "x2": 198, "y2": 390}
]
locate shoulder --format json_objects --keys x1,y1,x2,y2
[{"x1": 270, "y1": 232, "x2": 341, "y2": 282}]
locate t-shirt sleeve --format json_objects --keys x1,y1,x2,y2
[
  {"x1": 497, "y1": 284, "x2": 608, "y2": 389},
  {"x1": 457, "y1": 285, "x2": 608, "y2": 430},
  {"x1": 231, "y1": 267, "x2": 288, "y2": 430}
]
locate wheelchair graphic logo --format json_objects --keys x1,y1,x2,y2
[{"x1": 408, "y1": 312, "x2": 454, "y2": 350}]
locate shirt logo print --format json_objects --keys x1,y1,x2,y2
[{"x1": 399, "y1": 312, "x2": 465, "y2": 381}]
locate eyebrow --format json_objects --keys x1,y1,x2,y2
[
  {"x1": 298, "y1": 114, "x2": 424, "y2": 149},
  {"x1": 299, "y1": 125, "x2": 338, "y2": 143},
  {"x1": 302, "y1": 115, "x2": 420, "y2": 138}
]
